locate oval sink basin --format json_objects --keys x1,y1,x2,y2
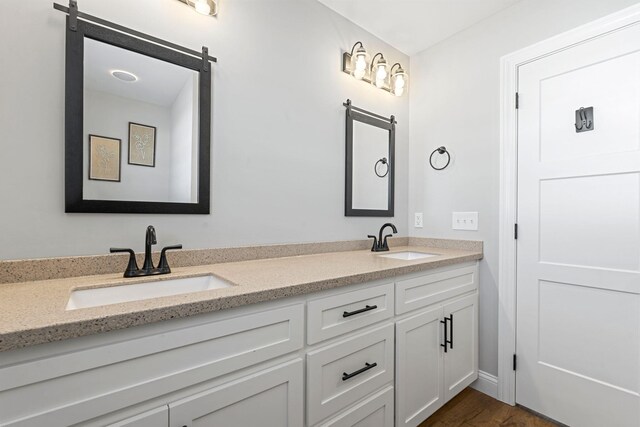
[
  {"x1": 66, "y1": 274, "x2": 232, "y2": 310},
  {"x1": 378, "y1": 251, "x2": 437, "y2": 261}
]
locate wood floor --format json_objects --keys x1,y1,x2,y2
[{"x1": 419, "y1": 388, "x2": 558, "y2": 427}]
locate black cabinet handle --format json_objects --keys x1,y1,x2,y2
[
  {"x1": 342, "y1": 362, "x2": 377, "y2": 381},
  {"x1": 440, "y1": 318, "x2": 448, "y2": 353},
  {"x1": 441, "y1": 314, "x2": 454, "y2": 352},
  {"x1": 343, "y1": 305, "x2": 377, "y2": 318},
  {"x1": 448, "y1": 314, "x2": 454, "y2": 349}
]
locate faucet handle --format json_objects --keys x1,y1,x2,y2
[
  {"x1": 367, "y1": 235, "x2": 378, "y2": 252},
  {"x1": 157, "y1": 244, "x2": 183, "y2": 273},
  {"x1": 110, "y1": 248, "x2": 139, "y2": 278}
]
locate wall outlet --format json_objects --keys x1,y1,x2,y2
[
  {"x1": 414, "y1": 212, "x2": 423, "y2": 228},
  {"x1": 452, "y1": 212, "x2": 478, "y2": 230}
]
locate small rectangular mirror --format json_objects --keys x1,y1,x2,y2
[
  {"x1": 64, "y1": 17, "x2": 212, "y2": 214},
  {"x1": 344, "y1": 100, "x2": 395, "y2": 217}
]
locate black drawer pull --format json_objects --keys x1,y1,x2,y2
[
  {"x1": 342, "y1": 362, "x2": 377, "y2": 381},
  {"x1": 343, "y1": 305, "x2": 377, "y2": 318}
]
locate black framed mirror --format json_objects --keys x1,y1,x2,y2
[
  {"x1": 344, "y1": 99, "x2": 395, "y2": 217},
  {"x1": 63, "y1": 9, "x2": 213, "y2": 214}
]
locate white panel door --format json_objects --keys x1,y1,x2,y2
[
  {"x1": 168, "y1": 359, "x2": 303, "y2": 427},
  {"x1": 443, "y1": 293, "x2": 478, "y2": 401},
  {"x1": 395, "y1": 306, "x2": 444, "y2": 427},
  {"x1": 516, "y1": 22, "x2": 640, "y2": 427}
]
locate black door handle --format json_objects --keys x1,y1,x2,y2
[
  {"x1": 343, "y1": 305, "x2": 377, "y2": 318},
  {"x1": 441, "y1": 314, "x2": 454, "y2": 351},
  {"x1": 342, "y1": 362, "x2": 377, "y2": 381},
  {"x1": 440, "y1": 318, "x2": 448, "y2": 353},
  {"x1": 448, "y1": 314, "x2": 454, "y2": 349}
]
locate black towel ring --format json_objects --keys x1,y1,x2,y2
[
  {"x1": 429, "y1": 146, "x2": 450, "y2": 171},
  {"x1": 375, "y1": 157, "x2": 389, "y2": 178}
]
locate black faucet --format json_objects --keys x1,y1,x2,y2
[
  {"x1": 368, "y1": 223, "x2": 398, "y2": 252},
  {"x1": 110, "y1": 225, "x2": 183, "y2": 278}
]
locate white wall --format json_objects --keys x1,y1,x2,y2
[
  {"x1": 83, "y1": 89, "x2": 173, "y2": 202},
  {"x1": 169, "y1": 76, "x2": 197, "y2": 203},
  {"x1": 0, "y1": 0, "x2": 409, "y2": 260},
  {"x1": 408, "y1": 0, "x2": 639, "y2": 377}
]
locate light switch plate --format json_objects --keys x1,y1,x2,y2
[
  {"x1": 414, "y1": 213, "x2": 423, "y2": 228},
  {"x1": 452, "y1": 212, "x2": 478, "y2": 230}
]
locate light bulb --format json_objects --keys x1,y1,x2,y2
[
  {"x1": 194, "y1": 0, "x2": 211, "y2": 15},
  {"x1": 375, "y1": 63, "x2": 387, "y2": 88},
  {"x1": 394, "y1": 86, "x2": 404, "y2": 97},
  {"x1": 352, "y1": 46, "x2": 367, "y2": 80},
  {"x1": 354, "y1": 54, "x2": 367, "y2": 80},
  {"x1": 394, "y1": 74, "x2": 405, "y2": 90}
]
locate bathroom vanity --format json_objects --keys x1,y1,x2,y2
[{"x1": 0, "y1": 243, "x2": 481, "y2": 427}]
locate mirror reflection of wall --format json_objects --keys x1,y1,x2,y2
[
  {"x1": 82, "y1": 38, "x2": 199, "y2": 204},
  {"x1": 351, "y1": 121, "x2": 389, "y2": 210}
]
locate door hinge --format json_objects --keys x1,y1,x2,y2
[
  {"x1": 513, "y1": 354, "x2": 517, "y2": 371},
  {"x1": 515, "y1": 92, "x2": 519, "y2": 109},
  {"x1": 514, "y1": 223, "x2": 518, "y2": 240}
]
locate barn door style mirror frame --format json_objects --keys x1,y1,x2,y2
[
  {"x1": 57, "y1": 1, "x2": 216, "y2": 214},
  {"x1": 344, "y1": 99, "x2": 396, "y2": 217}
]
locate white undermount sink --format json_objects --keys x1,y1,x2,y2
[
  {"x1": 378, "y1": 251, "x2": 438, "y2": 261},
  {"x1": 66, "y1": 274, "x2": 232, "y2": 310}
]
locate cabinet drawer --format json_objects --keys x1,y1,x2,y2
[
  {"x1": 107, "y1": 406, "x2": 169, "y2": 427},
  {"x1": 307, "y1": 323, "x2": 394, "y2": 426},
  {"x1": 307, "y1": 282, "x2": 394, "y2": 344},
  {"x1": 169, "y1": 359, "x2": 303, "y2": 427},
  {"x1": 317, "y1": 386, "x2": 394, "y2": 427},
  {"x1": 396, "y1": 265, "x2": 478, "y2": 315}
]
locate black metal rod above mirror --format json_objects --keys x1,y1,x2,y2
[
  {"x1": 58, "y1": 0, "x2": 215, "y2": 214},
  {"x1": 53, "y1": 2, "x2": 217, "y2": 64},
  {"x1": 344, "y1": 99, "x2": 396, "y2": 217}
]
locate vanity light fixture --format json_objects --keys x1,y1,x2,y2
[
  {"x1": 341, "y1": 43, "x2": 407, "y2": 96},
  {"x1": 110, "y1": 70, "x2": 138, "y2": 82},
  {"x1": 177, "y1": 0, "x2": 218, "y2": 16}
]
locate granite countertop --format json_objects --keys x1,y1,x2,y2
[{"x1": 0, "y1": 244, "x2": 482, "y2": 352}]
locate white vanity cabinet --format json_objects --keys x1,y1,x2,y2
[
  {"x1": 395, "y1": 265, "x2": 479, "y2": 427},
  {"x1": 0, "y1": 304, "x2": 305, "y2": 427},
  {"x1": 0, "y1": 261, "x2": 478, "y2": 427}
]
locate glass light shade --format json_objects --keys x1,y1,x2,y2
[
  {"x1": 353, "y1": 47, "x2": 367, "y2": 80},
  {"x1": 391, "y1": 66, "x2": 407, "y2": 96},
  {"x1": 194, "y1": 0, "x2": 211, "y2": 15},
  {"x1": 374, "y1": 59, "x2": 387, "y2": 88}
]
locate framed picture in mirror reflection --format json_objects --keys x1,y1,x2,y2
[
  {"x1": 128, "y1": 122, "x2": 156, "y2": 167},
  {"x1": 88, "y1": 134, "x2": 121, "y2": 182}
]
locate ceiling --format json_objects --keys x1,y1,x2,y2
[
  {"x1": 84, "y1": 38, "x2": 195, "y2": 107},
  {"x1": 318, "y1": 0, "x2": 521, "y2": 55}
]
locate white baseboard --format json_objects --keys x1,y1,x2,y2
[{"x1": 471, "y1": 370, "x2": 498, "y2": 399}]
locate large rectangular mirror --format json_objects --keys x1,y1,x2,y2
[
  {"x1": 64, "y1": 15, "x2": 212, "y2": 214},
  {"x1": 344, "y1": 100, "x2": 395, "y2": 217}
]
